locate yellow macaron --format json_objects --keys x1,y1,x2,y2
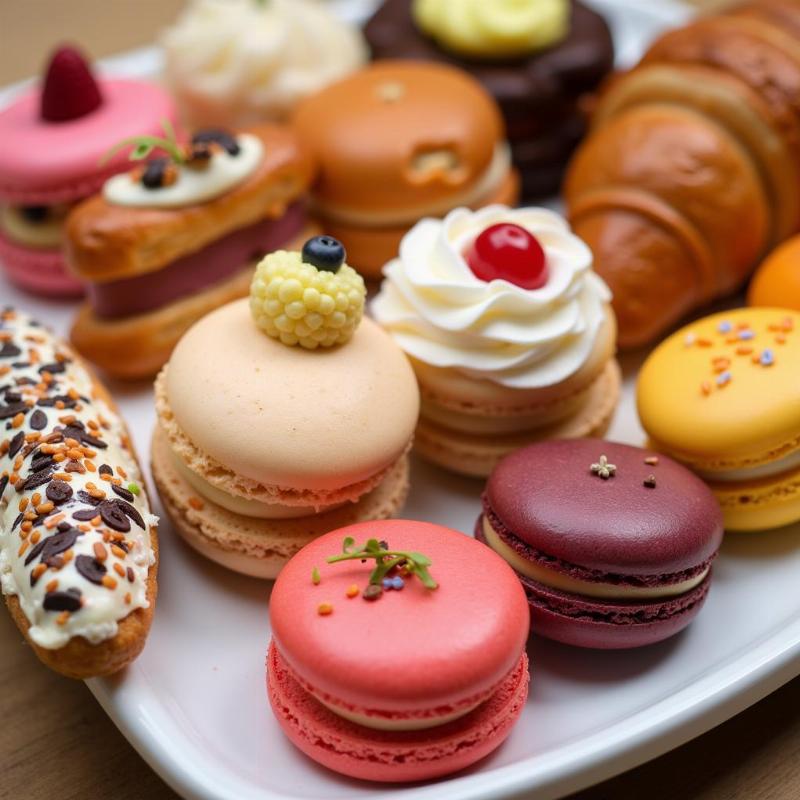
[{"x1": 637, "y1": 308, "x2": 800, "y2": 532}]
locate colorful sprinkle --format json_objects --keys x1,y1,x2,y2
[
  {"x1": 697, "y1": 338, "x2": 713, "y2": 348},
  {"x1": 317, "y1": 602, "x2": 333, "y2": 616},
  {"x1": 712, "y1": 356, "x2": 730, "y2": 373},
  {"x1": 127, "y1": 482, "x2": 140, "y2": 495},
  {"x1": 590, "y1": 454, "x2": 616, "y2": 480},
  {"x1": 760, "y1": 349, "x2": 775, "y2": 366},
  {"x1": 345, "y1": 584, "x2": 359, "y2": 598},
  {"x1": 644, "y1": 456, "x2": 659, "y2": 466},
  {"x1": 391, "y1": 576, "x2": 405, "y2": 590},
  {"x1": 775, "y1": 334, "x2": 787, "y2": 345},
  {"x1": 363, "y1": 584, "x2": 383, "y2": 601},
  {"x1": 684, "y1": 333, "x2": 696, "y2": 347},
  {"x1": 716, "y1": 371, "x2": 732, "y2": 387},
  {"x1": 738, "y1": 329, "x2": 755, "y2": 341},
  {"x1": 736, "y1": 346, "x2": 753, "y2": 356},
  {"x1": 311, "y1": 566, "x2": 321, "y2": 585},
  {"x1": 644, "y1": 475, "x2": 657, "y2": 489},
  {"x1": 717, "y1": 320, "x2": 732, "y2": 333},
  {"x1": 382, "y1": 577, "x2": 394, "y2": 590}
]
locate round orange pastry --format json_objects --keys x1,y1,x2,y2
[
  {"x1": 292, "y1": 61, "x2": 519, "y2": 277},
  {"x1": 749, "y1": 235, "x2": 800, "y2": 311}
]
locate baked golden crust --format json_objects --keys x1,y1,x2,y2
[
  {"x1": 292, "y1": 61, "x2": 504, "y2": 215},
  {"x1": 0, "y1": 324, "x2": 159, "y2": 679},
  {"x1": 69, "y1": 222, "x2": 318, "y2": 380},
  {"x1": 4, "y1": 529, "x2": 157, "y2": 679},
  {"x1": 65, "y1": 124, "x2": 316, "y2": 282}
]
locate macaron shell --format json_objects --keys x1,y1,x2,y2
[
  {"x1": 749, "y1": 236, "x2": 800, "y2": 311},
  {"x1": 292, "y1": 61, "x2": 503, "y2": 214},
  {"x1": 637, "y1": 308, "x2": 800, "y2": 466},
  {"x1": 151, "y1": 424, "x2": 411, "y2": 579},
  {"x1": 0, "y1": 231, "x2": 83, "y2": 296},
  {"x1": 485, "y1": 439, "x2": 723, "y2": 575},
  {"x1": 165, "y1": 301, "x2": 419, "y2": 492},
  {"x1": 522, "y1": 573, "x2": 711, "y2": 649},
  {"x1": 268, "y1": 642, "x2": 529, "y2": 782},
  {"x1": 0, "y1": 80, "x2": 178, "y2": 203},
  {"x1": 269, "y1": 520, "x2": 529, "y2": 713}
]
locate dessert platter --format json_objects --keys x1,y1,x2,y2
[{"x1": 1, "y1": 1, "x2": 800, "y2": 800}]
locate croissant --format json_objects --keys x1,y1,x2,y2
[{"x1": 564, "y1": 0, "x2": 800, "y2": 348}]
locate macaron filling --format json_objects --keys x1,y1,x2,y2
[
  {"x1": 480, "y1": 515, "x2": 710, "y2": 600},
  {"x1": 693, "y1": 447, "x2": 800, "y2": 483},
  {"x1": 313, "y1": 143, "x2": 512, "y2": 228},
  {"x1": 278, "y1": 646, "x2": 507, "y2": 731},
  {"x1": 0, "y1": 203, "x2": 71, "y2": 249},
  {"x1": 86, "y1": 201, "x2": 307, "y2": 319}
]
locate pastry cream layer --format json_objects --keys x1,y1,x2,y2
[
  {"x1": 696, "y1": 448, "x2": 800, "y2": 483},
  {"x1": 0, "y1": 203, "x2": 71, "y2": 248},
  {"x1": 482, "y1": 517, "x2": 708, "y2": 600}
]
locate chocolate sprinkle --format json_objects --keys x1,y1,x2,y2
[
  {"x1": 72, "y1": 508, "x2": 99, "y2": 522},
  {"x1": 57, "y1": 521, "x2": 72, "y2": 532},
  {"x1": 29, "y1": 409, "x2": 47, "y2": 430},
  {"x1": 43, "y1": 588, "x2": 82, "y2": 612},
  {"x1": 77, "y1": 490, "x2": 101, "y2": 506},
  {"x1": 8, "y1": 430, "x2": 24, "y2": 458},
  {"x1": 126, "y1": 567, "x2": 134, "y2": 583},
  {"x1": 98, "y1": 499, "x2": 131, "y2": 532},
  {"x1": 0, "y1": 474, "x2": 8, "y2": 498},
  {"x1": 193, "y1": 128, "x2": 240, "y2": 156},
  {"x1": 24, "y1": 527, "x2": 79, "y2": 566},
  {"x1": 75, "y1": 554, "x2": 107, "y2": 584},
  {"x1": 46, "y1": 479, "x2": 73, "y2": 505},
  {"x1": 63, "y1": 425, "x2": 107, "y2": 450},
  {"x1": 19, "y1": 466, "x2": 54, "y2": 492},
  {"x1": 98, "y1": 464, "x2": 112, "y2": 475},
  {"x1": 37, "y1": 361, "x2": 66, "y2": 374},
  {"x1": 0, "y1": 401, "x2": 28, "y2": 420},
  {"x1": 4, "y1": 391, "x2": 21, "y2": 402},
  {"x1": 10, "y1": 512, "x2": 23, "y2": 531},
  {"x1": 30, "y1": 454, "x2": 54, "y2": 473},
  {"x1": 0, "y1": 342, "x2": 22, "y2": 359},
  {"x1": 111, "y1": 483, "x2": 135, "y2": 502},
  {"x1": 111, "y1": 498, "x2": 144, "y2": 530}
]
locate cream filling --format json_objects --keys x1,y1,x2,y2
[
  {"x1": 695, "y1": 448, "x2": 800, "y2": 484},
  {"x1": 0, "y1": 203, "x2": 71, "y2": 248},
  {"x1": 170, "y1": 447, "x2": 344, "y2": 519},
  {"x1": 314, "y1": 693, "x2": 483, "y2": 731},
  {"x1": 314, "y1": 142, "x2": 511, "y2": 228},
  {"x1": 482, "y1": 517, "x2": 709, "y2": 600},
  {"x1": 104, "y1": 134, "x2": 263, "y2": 208}
]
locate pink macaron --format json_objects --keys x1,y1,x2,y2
[
  {"x1": 267, "y1": 519, "x2": 530, "y2": 782},
  {"x1": 477, "y1": 439, "x2": 724, "y2": 649},
  {"x1": 0, "y1": 45, "x2": 178, "y2": 296}
]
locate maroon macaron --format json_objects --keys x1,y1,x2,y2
[{"x1": 476, "y1": 439, "x2": 724, "y2": 649}]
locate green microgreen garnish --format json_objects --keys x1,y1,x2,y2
[
  {"x1": 100, "y1": 117, "x2": 184, "y2": 166},
  {"x1": 127, "y1": 482, "x2": 141, "y2": 496},
  {"x1": 326, "y1": 537, "x2": 438, "y2": 590},
  {"x1": 311, "y1": 566, "x2": 321, "y2": 585}
]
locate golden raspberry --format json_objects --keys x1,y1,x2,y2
[{"x1": 249, "y1": 251, "x2": 366, "y2": 348}]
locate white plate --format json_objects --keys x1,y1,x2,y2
[{"x1": 4, "y1": 1, "x2": 800, "y2": 799}]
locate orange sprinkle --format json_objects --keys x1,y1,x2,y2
[
  {"x1": 102, "y1": 575, "x2": 118, "y2": 590},
  {"x1": 124, "y1": 592, "x2": 132, "y2": 605},
  {"x1": 113, "y1": 562, "x2": 126, "y2": 578},
  {"x1": 66, "y1": 448, "x2": 83, "y2": 461},
  {"x1": 776, "y1": 334, "x2": 787, "y2": 344},
  {"x1": 188, "y1": 497, "x2": 204, "y2": 511},
  {"x1": 82, "y1": 448, "x2": 97, "y2": 459},
  {"x1": 30, "y1": 531, "x2": 41, "y2": 545},
  {"x1": 17, "y1": 541, "x2": 28, "y2": 557},
  {"x1": 84, "y1": 460, "x2": 96, "y2": 472},
  {"x1": 345, "y1": 585, "x2": 359, "y2": 598},
  {"x1": 317, "y1": 602, "x2": 334, "y2": 616},
  {"x1": 34, "y1": 501, "x2": 54, "y2": 515},
  {"x1": 99, "y1": 472, "x2": 112, "y2": 482},
  {"x1": 31, "y1": 564, "x2": 47, "y2": 580},
  {"x1": 701, "y1": 381, "x2": 712, "y2": 396},
  {"x1": 52, "y1": 472, "x2": 72, "y2": 482},
  {"x1": 117, "y1": 466, "x2": 128, "y2": 479},
  {"x1": 18, "y1": 497, "x2": 29, "y2": 512},
  {"x1": 56, "y1": 611, "x2": 70, "y2": 626},
  {"x1": 45, "y1": 579, "x2": 58, "y2": 593},
  {"x1": 53, "y1": 452, "x2": 66, "y2": 463},
  {"x1": 31, "y1": 492, "x2": 41, "y2": 506},
  {"x1": 11, "y1": 413, "x2": 24, "y2": 428},
  {"x1": 45, "y1": 514, "x2": 66, "y2": 530},
  {"x1": 697, "y1": 338, "x2": 713, "y2": 347},
  {"x1": 91, "y1": 515, "x2": 101, "y2": 527},
  {"x1": 20, "y1": 521, "x2": 33, "y2": 533},
  {"x1": 13, "y1": 455, "x2": 22, "y2": 471},
  {"x1": 111, "y1": 545, "x2": 126, "y2": 559},
  {"x1": 62, "y1": 549, "x2": 74, "y2": 563},
  {"x1": 94, "y1": 542, "x2": 108, "y2": 561},
  {"x1": 736, "y1": 346, "x2": 753, "y2": 356}
]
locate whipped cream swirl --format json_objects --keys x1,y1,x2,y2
[
  {"x1": 372, "y1": 206, "x2": 612, "y2": 390},
  {"x1": 162, "y1": 0, "x2": 367, "y2": 126}
]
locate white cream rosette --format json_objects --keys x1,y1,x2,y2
[
  {"x1": 162, "y1": 0, "x2": 367, "y2": 125},
  {"x1": 372, "y1": 206, "x2": 612, "y2": 390}
]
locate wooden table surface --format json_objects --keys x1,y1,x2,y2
[{"x1": 1, "y1": 1, "x2": 799, "y2": 799}]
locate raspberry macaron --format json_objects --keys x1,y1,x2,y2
[
  {"x1": 152, "y1": 237, "x2": 420, "y2": 578},
  {"x1": 0, "y1": 45, "x2": 178, "y2": 296},
  {"x1": 267, "y1": 519, "x2": 530, "y2": 782},
  {"x1": 477, "y1": 439, "x2": 724, "y2": 649}
]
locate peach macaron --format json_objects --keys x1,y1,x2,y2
[
  {"x1": 267, "y1": 519, "x2": 530, "y2": 782},
  {"x1": 152, "y1": 236, "x2": 419, "y2": 577}
]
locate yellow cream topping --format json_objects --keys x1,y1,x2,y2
[{"x1": 413, "y1": 0, "x2": 570, "y2": 58}]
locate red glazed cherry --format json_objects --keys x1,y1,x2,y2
[
  {"x1": 40, "y1": 45, "x2": 103, "y2": 122},
  {"x1": 464, "y1": 223, "x2": 548, "y2": 289}
]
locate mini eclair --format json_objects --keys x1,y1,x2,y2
[{"x1": 0, "y1": 307, "x2": 158, "y2": 678}]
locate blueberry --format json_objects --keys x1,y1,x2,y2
[
  {"x1": 141, "y1": 158, "x2": 170, "y2": 189},
  {"x1": 382, "y1": 577, "x2": 394, "y2": 590},
  {"x1": 302, "y1": 236, "x2": 346, "y2": 273}
]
